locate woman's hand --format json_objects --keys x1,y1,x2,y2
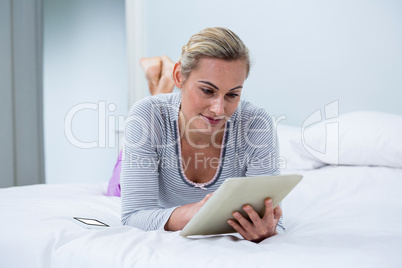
[
  {"x1": 164, "y1": 193, "x2": 213, "y2": 231},
  {"x1": 227, "y1": 198, "x2": 282, "y2": 243}
]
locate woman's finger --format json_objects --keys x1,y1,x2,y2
[
  {"x1": 227, "y1": 219, "x2": 250, "y2": 241},
  {"x1": 232, "y1": 211, "x2": 255, "y2": 233},
  {"x1": 273, "y1": 204, "x2": 283, "y2": 221},
  {"x1": 243, "y1": 205, "x2": 264, "y2": 230},
  {"x1": 201, "y1": 193, "x2": 213, "y2": 204},
  {"x1": 262, "y1": 198, "x2": 275, "y2": 230}
]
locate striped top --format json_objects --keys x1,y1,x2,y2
[{"x1": 121, "y1": 92, "x2": 284, "y2": 232}]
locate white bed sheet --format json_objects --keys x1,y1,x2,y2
[{"x1": 1, "y1": 166, "x2": 402, "y2": 268}]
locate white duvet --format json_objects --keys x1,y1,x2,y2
[{"x1": 1, "y1": 165, "x2": 401, "y2": 268}]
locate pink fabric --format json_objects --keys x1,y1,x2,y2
[{"x1": 106, "y1": 150, "x2": 122, "y2": 197}]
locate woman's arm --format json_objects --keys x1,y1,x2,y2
[
  {"x1": 121, "y1": 97, "x2": 176, "y2": 231},
  {"x1": 164, "y1": 193, "x2": 213, "y2": 231}
]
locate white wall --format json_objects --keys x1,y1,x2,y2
[
  {"x1": 144, "y1": 0, "x2": 402, "y2": 126},
  {"x1": 44, "y1": 0, "x2": 128, "y2": 184}
]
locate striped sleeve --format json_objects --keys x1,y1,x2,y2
[{"x1": 120, "y1": 97, "x2": 177, "y2": 231}]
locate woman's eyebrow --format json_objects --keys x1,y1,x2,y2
[
  {"x1": 198, "y1": 80, "x2": 243, "y2": 91},
  {"x1": 229, "y1": 86, "x2": 243, "y2": 91},
  {"x1": 199, "y1": 80, "x2": 219, "y2": 90}
]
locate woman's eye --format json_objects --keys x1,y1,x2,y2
[
  {"x1": 201, "y1": 88, "x2": 214, "y2": 95},
  {"x1": 226, "y1": 93, "x2": 239, "y2": 99}
]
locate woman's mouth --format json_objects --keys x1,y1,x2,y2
[{"x1": 201, "y1": 114, "x2": 223, "y2": 125}]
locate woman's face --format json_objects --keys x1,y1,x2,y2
[{"x1": 174, "y1": 57, "x2": 248, "y2": 138}]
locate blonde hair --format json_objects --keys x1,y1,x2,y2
[{"x1": 179, "y1": 27, "x2": 251, "y2": 79}]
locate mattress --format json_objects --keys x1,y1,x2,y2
[{"x1": 1, "y1": 165, "x2": 401, "y2": 268}]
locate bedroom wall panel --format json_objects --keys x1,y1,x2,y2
[
  {"x1": 0, "y1": 0, "x2": 45, "y2": 187},
  {"x1": 12, "y1": 0, "x2": 45, "y2": 186},
  {"x1": 0, "y1": 0, "x2": 15, "y2": 188},
  {"x1": 126, "y1": 0, "x2": 147, "y2": 109}
]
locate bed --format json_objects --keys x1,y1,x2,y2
[{"x1": 1, "y1": 111, "x2": 401, "y2": 268}]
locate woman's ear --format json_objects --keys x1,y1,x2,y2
[{"x1": 172, "y1": 62, "x2": 184, "y2": 89}]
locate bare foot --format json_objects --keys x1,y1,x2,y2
[
  {"x1": 157, "y1": 55, "x2": 175, "y2": 94},
  {"x1": 161, "y1": 55, "x2": 174, "y2": 78},
  {"x1": 140, "y1": 57, "x2": 162, "y2": 95},
  {"x1": 140, "y1": 56, "x2": 175, "y2": 96}
]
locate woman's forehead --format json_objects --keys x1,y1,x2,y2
[{"x1": 188, "y1": 58, "x2": 248, "y2": 81}]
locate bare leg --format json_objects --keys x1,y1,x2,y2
[
  {"x1": 140, "y1": 57, "x2": 162, "y2": 96},
  {"x1": 140, "y1": 55, "x2": 175, "y2": 96}
]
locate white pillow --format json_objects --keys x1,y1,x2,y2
[
  {"x1": 290, "y1": 111, "x2": 402, "y2": 168},
  {"x1": 277, "y1": 124, "x2": 325, "y2": 170}
]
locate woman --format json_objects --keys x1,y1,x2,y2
[{"x1": 117, "y1": 27, "x2": 283, "y2": 242}]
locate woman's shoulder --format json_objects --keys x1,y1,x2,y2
[
  {"x1": 124, "y1": 93, "x2": 180, "y2": 146},
  {"x1": 128, "y1": 92, "x2": 181, "y2": 117},
  {"x1": 232, "y1": 100, "x2": 273, "y2": 124},
  {"x1": 229, "y1": 100, "x2": 277, "y2": 150}
]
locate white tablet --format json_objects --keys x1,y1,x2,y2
[{"x1": 180, "y1": 174, "x2": 303, "y2": 237}]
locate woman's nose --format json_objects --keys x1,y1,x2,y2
[{"x1": 210, "y1": 97, "x2": 224, "y2": 116}]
